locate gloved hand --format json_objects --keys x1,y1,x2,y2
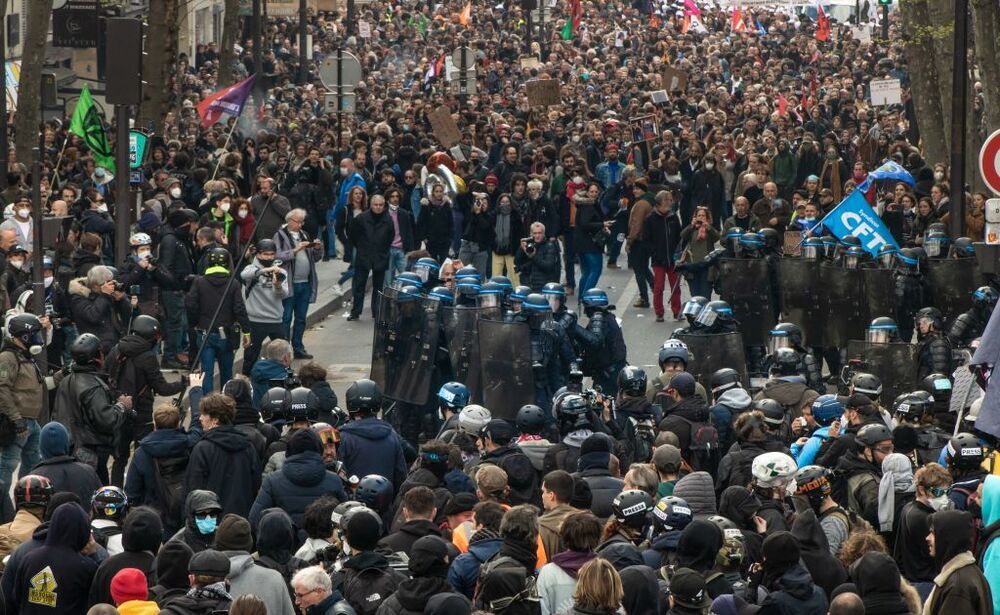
[{"x1": 14, "y1": 418, "x2": 27, "y2": 438}]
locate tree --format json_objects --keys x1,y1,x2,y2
[
  {"x1": 218, "y1": 0, "x2": 241, "y2": 87},
  {"x1": 970, "y1": 0, "x2": 1000, "y2": 134},
  {"x1": 142, "y1": 0, "x2": 180, "y2": 133},
  {"x1": 899, "y1": 0, "x2": 949, "y2": 166},
  {"x1": 13, "y1": 0, "x2": 53, "y2": 169}
]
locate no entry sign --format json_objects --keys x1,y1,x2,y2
[{"x1": 979, "y1": 129, "x2": 1000, "y2": 196}]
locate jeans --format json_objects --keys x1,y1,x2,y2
[
  {"x1": 652, "y1": 265, "x2": 682, "y2": 317},
  {"x1": 243, "y1": 321, "x2": 287, "y2": 375},
  {"x1": 162, "y1": 290, "x2": 188, "y2": 361},
  {"x1": 326, "y1": 208, "x2": 339, "y2": 258},
  {"x1": 578, "y1": 252, "x2": 603, "y2": 295},
  {"x1": 562, "y1": 234, "x2": 576, "y2": 289},
  {"x1": 198, "y1": 331, "x2": 234, "y2": 393},
  {"x1": 0, "y1": 418, "x2": 40, "y2": 494},
  {"x1": 386, "y1": 247, "x2": 407, "y2": 285},
  {"x1": 458, "y1": 241, "x2": 490, "y2": 277},
  {"x1": 283, "y1": 281, "x2": 312, "y2": 353},
  {"x1": 351, "y1": 266, "x2": 386, "y2": 318}
]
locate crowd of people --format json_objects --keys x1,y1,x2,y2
[{"x1": 2, "y1": 0, "x2": 999, "y2": 612}]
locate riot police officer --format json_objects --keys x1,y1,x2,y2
[
  {"x1": 478, "y1": 281, "x2": 505, "y2": 321},
  {"x1": 691, "y1": 300, "x2": 739, "y2": 334},
  {"x1": 543, "y1": 282, "x2": 578, "y2": 341},
  {"x1": 948, "y1": 286, "x2": 997, "y2": 348},
  {"x1": 800, "y1": 236, "x2": 825, "y2": 260},
  {"x1": 950, "y1": 237, "x2": 977, "y2": 258},
  {"x1": 914, "y1": 307, "x2": 953, "y2": 379},
  {"x1": 670, "y1": 296, "x2": 709, "y2": 337},
  {"x1": 866, "y1": 317, "x2": 901, "y2": 343},
  {"x1": 575, "y1": 288, "x2": 627, "y2": 396},
  {"x1": 454, "y1": 266, "x2": 481, "y2": 307},
  {"x1": 523, "y1": 293, "x2": 575, "y2": 411},
  {"x1": 505, "y1": 285, "x2": 532, "y2": 323},
  {"x1": 412, "y1": 257, "x2": 442, "y2": 289},
  {"x1": 894, "y1": 249, "x2": 925, "y2": 342},
  {"x1": 875, "y1": 244, "x2": 898, "y2": 269},
  {"x1": 924, "y1": 230, "x2": 949, "y2": 259},
  {"x1": 765, "y1": 322, "x2": 824, "y2": 393}
]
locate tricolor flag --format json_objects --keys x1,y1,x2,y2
[
  {"x1": 682, "y1": 13, "x2": 706, "y2": 33},
  {"x1": 197, "y1": 74, "x2": 256, "y2": 129}
]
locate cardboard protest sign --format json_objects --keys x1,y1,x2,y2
[
  {"x1": 427, "y1": 106, "x2": 463, "y2": 148},
  {"x1": 525, "y1": 79, "x2": 561, "y2": 107},
  {"x1": 661, "y1": 65, "x2": 688, "y2": 92}
]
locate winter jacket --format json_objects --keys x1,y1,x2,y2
[
  {"x1": 979, "y1": 476, "x2": 1000, "y2": 615},
  {"x1": 710, "y1": 388, "x2": 753, "y2": 452},
  {"x1": 923, "y1": 513, "x2": 992, "y2": 615},
  {"x1": 251, "y1": 359, "x2": 291, "y2": 407},
  {"x1": 574, "y1": 199, "x2": 606, "y2": 255},
  {"x1": 68, "y1": 277, "x2": 132, "y2": 353},
  {"x1": 0, "y1": 346, "x2": 44, "y2": 422},
  {"x1": 834, "y1": 453, "x2": 881, "y2": 517},
  {"x1": 417, "y1": 202, "x2": 454, "y2": 257},
  {"x1": 29, "y1": 455, "x2": 102, "y2": 508},
  {"x1": 791, "y1": 509, "x2": 846, "y2": 598},
  {"x1": 672, "y1": 471, "x2": 717, "y2": 517},
  {"x1": 51, "y1": 363, "x2": 128, "y2": 454},
  {"x1": 658, "y1": 395, "x2": 711, "y2": 457},
  {"x1": 480, "y1": 445, "x2": 541, "y2": 506},
  {"x1": 573, "y1": 465, "x2": 623, "y2": 521},
  {"x1": 758, "y1": 563, "x2": 828, "y2": 615},
  {"x1": 249, "y1": 450, "x2": 348, "y2": 530},
  {"x1": 0, "y1": 509, "x2": 41, "y2": 546},
  {"x1": 537, "y1": 552, "x2": 596, "y2": 615},
  {"x1": 757, "y1": 378, "x2": 818, "y2": 418},
  {"x1": 474, "y1": 539, "x2": 541, "y2": 615},
  {"x1": 449, "y1": 534, "x2": 502, "y2": 599},
  {"x1": 376, "y1": 576, "x2": 455, "y2": 615},
  {"x1": 9, "y1": 503, "x2": 96, "y2": 615},
  {"x1": 349, "y1": 209, "x2": 395, "y2": 271},
  {"x1": 378, "y1": 520, "x2": 457, "y2": 559},
  {"x1": 88, "y1": 508, "x2": 162, "y2": 606},
  {"x1": 515, "y1": 239, "x2": 561, "y2": 291},
  {"x1": 642, "y1": 531, "x2": 682, "y2": 568},
  {"x1": 159, "y1": 585, "x2": 233, "y2": 615},
  {"x1": 106, "y1": 333, "x2": 188, "y2": 424},
  {"x1": 226, "y1": 551, "x2": 296, "y2": 615},
  {"x1": 339, "y1": 418, "x2": 408, "y2": 492},
  {"x1": 168, "y1": 490, "x2": 222, "y2": 554},
  {"x1": 185, "y1": 270, "x2": 251, "y2": 332},
  {"x1": 156, "y1": 226, "x2": 195, "y2": 291},
  {"x1": 538, "y1": 504, "x2": 577, "y2": 560},
  {"x1": 184, "y1": 426, "x2": 261, "y2": 518},
  {"x1": 251, "y1": 193, "x2": 293, "y2": 243},
  {"x1": 274, "y1": 225, "x2": 323, "y2": 301}
]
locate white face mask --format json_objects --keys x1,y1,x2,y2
[
  {"x1": 340, "y1": 167, "x2": 349, "y2": 177},
  {"x1": 572, "y1": 135, "x2": 581, "y2": 144},
  {"x1": 97, "y1": 203, "x2": 109, "y2": 213},
  {"x1": 389, "y1": 203, "x2": 399, "y2": 211},
  {"x1": 9, "y1": 260, "x2": 23, "y2": 270},
  {"x1": 43, "y1": 276, "x2": 53, "y2": 288},
  {"x1": 170, "y1": 187, "x2": 182, "y2": 199},
  {"x1": 15, "y1": 208, "x2": 29, "y2": 220},
  {"x1": 220, "y1": 202, "x2": 231, "y2": 213},
  {"x1": 237, "y1": 210, "x2": 249, "y2": 219},
  {"x1": 138, "y1": 250, "x2": 152, "y2": 260},
  {"x1": 934, "y1": 171, "x2": 944, "y2": 181},
  {"x1": 928, "y1": 494, "x2": 950, "y2": 511},
  {"x1": 704, "y1": 163, "x2": 715, "y2": 170}
]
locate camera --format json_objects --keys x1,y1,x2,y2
[
  {"x1": 269, "y1": 369, "x2": 302, "y2": 390},
  {"x1": 567, "y1": 363, "x2": 584, "y2": 393},
  {"x1": 112, "y1": 281, "x2": 126, "y2": 292}
]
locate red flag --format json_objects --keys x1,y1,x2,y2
[
  {"x1": 197, "y1": 75, "x2": 256, "y2": 129},
  {"x1": 435, "y1": 53, "x2": 446, "y2": 78},
  {"x1": 778, "y1": 94, "x2": 788, "y2": 117},
  {"x1": 815, "y1": 4, "x2": 830, "y2": 41},
  {"x1": 458, "y1": 1, "x2": 471, "y2": 26},
  {"x1": 569, "y1": 0, "x2": 583, "y2": 31},
  {"x1": 731, "y1": 8, "x2": 746, "y2": 32}
]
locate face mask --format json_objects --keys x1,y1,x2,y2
[
  {"x1": 97, "y1": 203, "x2": 109, "y2": 213},
  {"x1": 138, "y1": 250, "x2": 152, "y2": 260},
  {"x1": 934, "y1": 171, "x2": 944, "y2": 181},
  {"x1": 572, "y1": 135, "x2": 581, "y2": 144},
  {"x1": 170, "y1": 187, "x2": 182, "y2": 198},
  {"x1": 258, "y1": 258, "x2": 274, "y2": 268},
  {"x1": 220, "y1": 202, "x2": 231, "y2": 213},
  {"x1": 43, "y1": 276, "x2": 53, "y2": 288},
  {"x1": 389, "y1": 203, "x2": 398, "y2": 211},
  {"x1": 195, "y1": 515, "x2": 218, "y2": 535},
  {"x1": 237, "y1": 209, "x2": 249, "y2": 219},
  {"x1": 9, "y1": 260, "x2": 23, "y2": 270},
  {"x1": 928, "y1": 494, "x2": 950, "y2": 511},
  {"x1": 340, "y1": 167, "x2": 349, "y2": 177},
  {"x1": 705, "y1": 163, "x2": 714, "y2": 170},
  {"x1": 15, "y1": 208, "x2": 28, "y2": 220}
]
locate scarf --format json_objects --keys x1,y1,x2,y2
[
  {"x1": 495, "y1": 202, "x2": 512, "y2": 250},
  {"x1": 877, "y1": 453, "x2": 915, "y2": 532},
  {"x1": 187, "y1": 582, "x2": 232, "y2": 603}
]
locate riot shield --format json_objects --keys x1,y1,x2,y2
[
  {"x1": 477, "y1": 319, "x2": 536, "y2": 420},
  {"x1": 845, "y1": 340, "x2": 920, "y2": 405},
  {"x1": 819, "y1": 265, "x2": 865, "y2": 347},
  {"x1": 444, "y1": 306, "x2": 482, "y2": 401},
  {"x1": 675, "y1": 332, "x2": 748, "y2": 390},
  {"x1": 778, "y1": 258, "x2": 823, "y2": 347},
  {"x1": 926, "y1": 259, "x2": 982, "y2": 321},
  {"x1": 369, "y1": 292, "x2": 438, "y2": 405},
  {"x1": 862, "y1": 268, "x2": 896, "y2": 325},
  {"x1": 717, "y1": 259, "x2": 775, "y2": 345}
]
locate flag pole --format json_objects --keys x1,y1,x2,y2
[
  {"x1": 210, "y1": 118, "x2": 241, "y2": 181},
  {"x1": 50, "y1": 137, "x2": 69, "y2": 190}
]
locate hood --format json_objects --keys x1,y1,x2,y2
[
  {"x1": 425, "y1": 594, "x2": 473, "y2": 615},
  {"x1": 202, "y1": 425, "x2": 250, "y2": 452},
  {"x1": 716, "y1": 388, "x2": 753, "y2": 410},
  {"x1": 256, "y1": 508, "x2": 295, "y2": 565},
  {"x1": 669, "y1": 396, "x2": 709, "y2": 422},
  {"x1": 649, "y1": 531, "x2": 682, "y2": 552},
  {"x1": 39, "y1": 421, "x2": 71, "y2": 458},
  {"x1": 982, "y1": 475, "x2": 1000, "y2": 527},
  {"x1": 397, "y1": 519, "x2": 442, "y2": 541},
  {"x1": 45, "y1": 502, "x2": 91, "y2": 551},
  {"x1": 852, "y1": 551, "x2": 901, "y2": 597},
  {"x1": 341, "y1": 417, "x2": 395, "y2": 440},
  {"x1": 281, "y1": 451, "x2": 327, "y2": 487},
  {"x1": 122, "y1": 508, "x2": 164, "y2": 552},
  {"x1": 551, "y1": 550, "x2": 596, "y2": 578},
  {"x1": 598, "y1": 542, "x2": 644, "y2": 571},
  {"x1": 139, "y1": 429, "x2": 192, "y2": 458},
  {"x1": 154, "y1": 541, "x2": 195, "y2": 590},
  {"x1": 718, "y1": 486, "x2": 761, "y2": 530},
  {"x1": 68, "y1": 277, "x2": 91, "y2": 298},
  {"x1": 762, "y1": 380, "x2": 808, "y2": 405},
  {"x1": 184, "y1": 490, "x2": 222, "y2": 526},
  {"x1": 774, "y1": 564, "x2": 818, "y2": 600},
  {"x1": 468, "y1": 536, "x2": 502, "y2": 561},
  {"x1": 932, "y1": 510, "x2": 975, "y2": 571},
  {"x1": 672, "y1": 471, "x2": 717, "y2": 516},
  {"x1": 676, "y1": 520, "x2": 723, "y2": 572},
  {"x1": 250, "y1": 359, "x2": 289, "y2": 382},
  {"x1": 118, "y1": 334, "x2": 154, "y2": 358},
  {"x1": 394, "y1": 577, "x2": 453, "y2": 612},
  {"x1": 620, "y1": 565, "x2": 660, "y2": 615},
  {"x1": 228, "y1": 552, "x2": 257, "y2": 579},
  {"x1": 790, "y1": 509, "x2": 829, "y2": 553},
  {"x1": 204, "y1": 272, "x2": 231, "y2": 286}
]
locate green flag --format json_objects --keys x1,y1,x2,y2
[
  {"x1": 69, "y1": 85, "x2": 115, "y2": 173},
  {"x1": 561, "y1": 18, "x2": 573, "y2": 40}
]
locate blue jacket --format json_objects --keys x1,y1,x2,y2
[
  {"x1": 251, "y1": 360, "x2": 291, "y2": 407},
  {"x1": 339, "y1": 418, "x2": 408, "y2": 492},
  {"x1": 791, "y1": 426, "x2": 832, "y2": 467},
  {"x1": 982, "y1": 475, "x2": 1000, "y2": 615},
  {"x1": 448, "y1": 537, "x2": 502, "y2": 599},
  {"x1": 336, "y1": 172, "x2": 367, "y2": 213},
  {"x1": 249, "y1": 450, "x2": 348, "y2": 530},
  {"x1": 642, "y1": 530, "x2": 682, "y2": 569}
]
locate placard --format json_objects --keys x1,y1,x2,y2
[
  {"x1": 427, "y1": 106, "x2": 463, "y2": 148},
  {"x1": 649, "y1": 89, "x2": 669, "y2": 104},
  {"x1": 358, "y1": 20, "x2": 371, "y2": 38},
  {"x1": 525, "y1": 79, "x2": 561, "y2": 107},
  {"x1": 850, "y1": 25, "x2": 871, "y2": 43},
  {"x1": 783, "y1": 230, "x2": 802, "y2": 256},
  {"x1": 629, "y1": 115, "x2": 659, "y2": 143},
  {"x1": 519, "y1": 56, "x2": 541, "y2": 69},
  {"x1": 661, "y1": 66, "x2": 688, "y2": 93},
  {"x1": 870, "y1": 78, "x2": 901, "y2": 106}
]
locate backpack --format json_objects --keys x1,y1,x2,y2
[
  {"x1": 341, "y1": 564, "x2": 407, "y2": 615},
  {"x1": 674, "y1": 415, "x2": 721, "y2": 474},
  {"x1": 823, "y1": 506, "x2": 874, "y2": 536},
  {"x1": 626, "y1": 415, "x2": 657, "y2": 465},
  {"x1": 92, "y1": 524, "x2": 122, "y2": 549},
  {"x1": 474, "y1": 555, "x2": 540, "y2": 614},
  {"x1": 152, "y1": 454, "x2": 189, "y2": 531}
]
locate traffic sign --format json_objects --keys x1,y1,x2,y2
[
  {"x1": 452, "y1": 47, "x2": 474, "y2": 69},
  {"x1": 128, "y1": 130, "x2": 148, "y2": 170},
  {"x1": 979, "y1": 129, "x2": 1000, "y2": 196},
  {"x1": 318, "y1": 50, "x2": 363, "y2": 88}
]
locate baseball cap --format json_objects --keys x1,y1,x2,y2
[
  {"x1": 669, "y1": 372, "x2": 697, "y2": 397},
  {"x1": 670, "y1": 567, "x2": 712, "y2": 609},
  {"x1": 479, "y1": 419, "x2": 516, "y2": 443}
]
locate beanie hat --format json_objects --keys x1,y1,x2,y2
[
  {"x1": 425, "y1": 593, "x2": 473, "y2": 615},
  {"x1": 155, "y1": 541, "x2": 195, "y2": 590},
  {"x1": 110, "y1": 568, "x2": 148, "y2": 604},
  {"x1": 485, "y1": 172, "x2": 499, "y2": 186},
  {"x1": 345, "y1": 508, "x2": 382, "y2": 552},
  {"x1": 39, "y1": 422, "x2": 70, "y2": 459},
  {"x1": 286, "y1": 429, "x2": 323, "y2": 457},
  {"x1": 443, "y1": 492, "x2": 478, "y2": 517},
  {"x1": 409, "y1": 535, "x2": 451, "y2": 577},
  {"x1": 570, "y1": 477, "x2": 593, "y2": 509},
  {"x1": 762, "y1": 531, "x2": 800, "y2": 568},
  {"x1": 668, "y1": 372, "x2": 697, "y2": 397},
  {"x1": 121, "y1": 508, "x2": 164, "y2": 553},
  {"x1": 580, "y1": 432, "x2": 613, "y2": 456},
  {"x1": 214, "y1": 514, "x2": 254, "y2": 552},
  {"x1": 44, "y1": 492, "x2": 81, "y2": 522}
]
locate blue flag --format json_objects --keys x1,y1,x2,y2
[
  {"x1": 856, "y1": 160, "x2": 915, "y2": 193},
  {"x1": 820, "y1": 190, "x2": 900, "y2": 256}
]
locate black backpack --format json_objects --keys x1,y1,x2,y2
[
  {"x1": 340, "y1": 563, "x2": 407, "y2": 615},
  {"x1": 152, "y1": 455, "x2": 189, "y2": 531},
  {"x1": 626, "y1": 415, "x2": 657, "y2": 465},
  {"x1": 474, "y1": 554, "x2": 540, "y2": 615},
  {"x1": 675, "y1": 415, "x2": 721, "y2": 474}
]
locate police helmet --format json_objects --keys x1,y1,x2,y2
[
  {"x1": 580, "y1": 288, "x2": 609, "y2": 308},
  {"x1": 974, "y1": 286, "x2": 999, "y2": 311}
]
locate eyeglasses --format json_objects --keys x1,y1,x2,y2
[
  {"x1": 928, "y1": 485, "x2": 948, "y2": 498},
  {"x1": 874, "y1": 444, "x2": 895, "y2": 455},
  {"x1": 294, "y1": 588, "x2": 321, "y2": 601}
]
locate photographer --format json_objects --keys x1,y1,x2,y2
[
  {"x1": 241, "y1": 239, "x2": 290, "y2": 374},
  {"x1": 458, "y1": 191, "x2": 494, "y2": 276},
  {"x1": 117, "y1": 232, "x2": 175, "y2": 318},
  {"x1": 515, "y1": 222, "x2": 561, "y2": 292},
  {"x1": 68, "y1": 265, "x2": 135, "y2": 355}
]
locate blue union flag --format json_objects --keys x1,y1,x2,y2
[{"x1": 197, "y1": 74, "x2": 256, "y2": 128}]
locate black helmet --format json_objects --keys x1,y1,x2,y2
[
  {"x1": 6, "y1": 313, "x2": 43, "y2": 350},
  {"x1": 557, "y1": 394, "x2": 590, "y2": 431},
  {"x1": 15, "y1": 475, "x2": 53, "y2": 509},
  {"x1": 70, "y1": 333, "x2": 102, "y2": 365},
  {"x1": 947, "y1": 432, "x2": 985, "y2": 470},
  {"x1": 92, "y1": 486, "x2": 129, "y2": 521},
  {"x1": 897, "y1": 248, "x2": 920, "y2": 269},
  {"x1": 658, "y1": 344, "x2": 689, "y2": 368},
  {"x1": 288, "y1": 387, "x2": 321, "y2": 422},
  {"x1": 617, "y1": 365, "x2": 648, "y2": 397},
  {"x1": 770, "y1": 322, "x2": 803, "y2": 348},
  {"x1": 754, "y1": 398, "x2": 785, "y2": 428},
  {"x1": 515, "y1": 404, "x2": 546, "y2": 435},
  {"x1": 256, "y1": 238, "x2": 278, "y2": 253},
  {"x1": 893, "y1": 391, "x2": 933, "y2": 421},
  {"x1": 355, "y1": 474, "x2": 394, "y2": 514},
  {"x1": 206, "y1": 247, "x2": 231, "y2": 269},
  {"x1": 857, "y1": 423, "x2": 893, "y2": 448},
  {"x1": 710, "y1": 368, "x2": 741, "y2": 395},
  {"x1": 346, "y1": 378, "x2": 383, "y2": 414},
  {"x1": 920, "y1": 373, "x2": 952, "y2": 404},
  {"x1": 851, "y1": 372, "x2": 883, "y2": 399},
  {"x1": 801, "y1": 236, "x2": 825, "y2": 260},
  {"x1": 973, "y1": 286, "x2": 999, "y2": 311},
  {"x1": 794, "y1": 465, "x2": 831, "y2": 509},
  {"x1": 695, "y1": 300, "x2": 734, "y2": 327},
  {"x1": 770, "y1": 347, "x2": 800, "y2": 376},
  {"x1": 611, "y1": 489, "x2": 652, "y2": 530},
  {"x1": 841, "y1": 235, "x2": 862, "y2": 248},
  {"x1": 131, "y1": 315, "x2": 162, "y2": 342},
  {"x1": 951, "y1": 237, "x2": 976, "y2": 258},
  {"x1": 915, "y1": 307, "x2": 943, "y2": 331},
  {"x1": 759, "y1": 228, "x2": 781, "y2": 252},
  {"x1": 260, "y1": 387, "x2": 292, "y2": 423},
  {"x1": 651, "y1": 496, "x2": 693, "y2": 534}
]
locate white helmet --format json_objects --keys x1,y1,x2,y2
[
  {"x1": 458, "y1": 404, "x2": 491, "y2": 435},
  {"x1": 129, "y1": 233, "x2": 153, "y2": 247},
  {"x1": 751, "y1": 452, "x2": 797, "y2": 488}
]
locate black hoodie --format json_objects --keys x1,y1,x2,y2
[
  {"x1": 676, "y1": 520, "x2": 732, "y2": 598},
  {"x1": 851, "y1": 552, "x2": 911, "y2": 615},
  {"x1": 658, "y1": 396, "x2": 710, "y2": 454},
  {"x1": 169, "y1": 490, "x2": 222, "y2": 554},
  {"x1": 88, "y1": 507, "x2": 164, "y2": 605},
  {"x1": 791, "y1": 509, "x2": 847, "y2": 598},
  {"x1": 184, "y1": 270, "x2": 251, "y2": 331},
  {"x1": 106, "y1": 333, "x2": 187, "y2": 422},
  {"x1": 184, "y1": 425, "x2": 261, "y2": 518},
  {"x1": 150, "y1": 541, "x2": 195, "y2": 605}
]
